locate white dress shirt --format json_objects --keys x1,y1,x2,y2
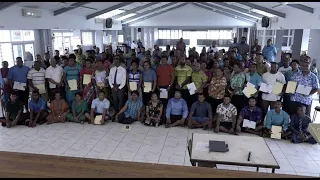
[
  {"x1": 45, "y1": 65, "x2": 64, "y2": 89},
  {"x1": 108, "y1": 66, "x2": 126, "y2": 89},
  {"x1": 261, "y1": 72, "x2": 286, "y2": 101}
]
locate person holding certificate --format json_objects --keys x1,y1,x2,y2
[
  {"x1": 90, "y1": 91, "x2": 110, "y2": 125},
  {"x1": 230, "y1": 62, "x2": 246, "y2": 114},
  {"x1": 1, "y1": 61, "x2": 10, "y2": 109},
  {"x1": 175, "y1": 57, "x2": 192, "y2": 107},
  {"x1": 289, "y1": 56, "x2": 320, "y2": 116},
  {"x1": 156, "y1": 56, "x2": 175, "y2": 105},
  {"x1": 27, "y1": 61, "x2": 47, "y2": 101},
  {"x1": 79, "y1": 59, "x2": 95, "y2": 105},
  {"x1": 45, "y1": 57, "x2": 64, "y2": 101},
  {"x1": 63, "y1": 54, "x2": 82, "y2": 107},
  {"x1": 141, "y1": 61, "x2": 157, "y2": 106},
  {"x1": 283, "y1": 59, "x2": 300, "y2": 114},
  {"x1": 127, "y1": 59, "x2": 142, "y2": 99}
]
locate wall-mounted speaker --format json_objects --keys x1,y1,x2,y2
[
  {"x1": 106, "y1": 18, "x2": 112, "y2": 28},
  {"x1": 261, "y1": 16, "x2": 270, "y2": 28},
  {"x1": 137, "y1": 28, "x2": 141, "y2": 32},
  {"x1": 243, "y1": 28, "x2": 248, "y2": 33}
]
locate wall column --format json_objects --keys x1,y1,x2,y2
[
  {"x1": 308, "y1": 29, "x2": 320, "y2": 72},
  {"x1": 274, "y1": 30, "x2": 284, "y2": 63},
  {"x1": 291, "y1": 29, "x2": 303, "y2": 60}
]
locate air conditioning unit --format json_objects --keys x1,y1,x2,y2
[
  {"x1": 95, "y1": 18, "x2": 104, "y2": 24},
  {"x1": 22, "y1": 8, "x2": 42, "y2": 18}
]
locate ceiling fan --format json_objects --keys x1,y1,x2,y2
[
  {"x1": 272, "y1": 2, "x2": 304, "y2": 9},
  {"x1": 58, "y1": 2, "x2": 98, "y2": 10}
]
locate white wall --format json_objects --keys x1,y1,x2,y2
[
  {"x1": 0, "y1": 6, "x2": 122, "y2": 30},
  {"x1": 301, "y1": 29, "x2": 310, "y2": 52},
  {"x1": 308, "y1": 29, "x2": 320, "y2": 70},
  {"x1": 129, "y1": 4, "x2": 254, "y2": 28}
]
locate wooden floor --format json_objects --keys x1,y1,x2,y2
[{"x1": 0, "y1": 151, "x2": 307, "y2": 178}]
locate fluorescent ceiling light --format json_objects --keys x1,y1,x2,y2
[
  {"x1": 95, "y1": 9, "x2": 126, "y2": 19},
  {"x1": 115, "y1": 13, "x2": 137, "y2": 21},
  {"x1": 251, "y1": 9, "x2": 275, "y2": 17}
]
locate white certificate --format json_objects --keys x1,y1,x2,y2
[
  {"x1": 13, "y1": 82, "x2": 26, "y2": 91},
  {"x1": 160, "y1": 88, "x2": 168, "y2": 99},
  {"x1": 187, "y1": 82, "x2": 197, "y2": 95},
  {"x1": 296, "y1": 84, "x2": 312, "y2": 96},
  {"x1": 242, "y1": 119, "x2": 256, "y2": 129},
  {"x1": 259, "y1": 82, "x2": 273, "y2": 93}
]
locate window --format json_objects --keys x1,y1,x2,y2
[
  {"x1": 0, "y1": 30, "x2": 11, "y2": 42},
  {"x1": 22, "y1": 30, "x2": 35, "y2": 41},
  {"x1": 118, "y1": 35, "x2": 124, "y2": 43},
  {"x1": 11, "y1": 30, "x2": 23, "y2": 41},
  {"x1": 81, "y1": 32, "x2": 93, "y2": 46},
  {"x1": 63, "y1": 32, "x2": 73, "y2": 37},
  {"x1": 282, "y1": 29, "x2": 294, "y2": 47},
  {"x1": 158, "y1": 30, "x2": 164, "y2": 39},
  {"x1": 0, "y1": 43, "x2": 13, "y2": 66}
]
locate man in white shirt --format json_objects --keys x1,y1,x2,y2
[
  {"x1": 45, "y1": 57, "x2": 64, "y2": 101},
  {"x1": 27, "y1": 61, "x2": 47, "y2": 100},
  {"x1": 90, "y1": 91, "x2": 110, "y2": 124},
  {"x1": 131, "y1": 41, "x2": 138, "y2": 52},
  {"x1": 207, "y1": 41, "x2": 219, "y2": 55},
  {"x1": 278, "y1": 57, "x2": 292, "y2": 75},
  {"x1": 109, "y1": 55, "x2": 127, "y2": 115},
  {"x1": 261, "y1": 62, "x2": 286, "y2": 116}
]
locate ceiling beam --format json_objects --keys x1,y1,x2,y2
[
  {"x1": 121, "y1": 2, "x2": 178, "y2": 23},
  {"x1": 128, "y1": 3, "x2": 187, "y2": 26},
  {"x1": 0, "y1": 2, "x2": 19, "y2": 11},
  {"x1": 237, "y1": 2, "x2": 286, "y2": 18},
  {"x1": 286, "y1": 4, "x2": 313, "y2": 14},
  {"x1": 112, "y1": 2, "x2": 159, "y2": 20},
  {"x1": 193, "y1": 3, "x2": 254, "y2": 24},
  {"x1": 86, "y1": 2, "x2": 134, "y2": 20},
  {"x1": 211, "y1": 2, "x2": 263, "y2": 19},
  {"x1": 54, "y1": 2, "x2": 90, "y2": 16},
  {"x1": 200, "y1": 2, "x2": 257, "y2": 22}
]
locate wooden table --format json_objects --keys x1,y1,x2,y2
[
  {"x1": 191, "y1": 133, "x2": 280, "y2": 173},
  {"x1": 0, "y1": 151, "x2": 304, "y2": 178}
]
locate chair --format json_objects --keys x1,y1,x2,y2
[
  {"x1": 312, "y1": 106, "x2": 320, "y2": 122},
  {"x1": 187, "y1": 139, "x2": 196, "y2": 166}
]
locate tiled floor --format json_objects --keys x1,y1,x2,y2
[{"x1": 0, "y1": 122, "x2": 320, "y2": 177}]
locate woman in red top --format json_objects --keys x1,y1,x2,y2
[{"x1": 79, "y1": 59, "x2": 95, "y2": 105}]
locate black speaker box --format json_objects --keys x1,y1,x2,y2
[
  {"x1": 106, "y1": 18, "x2": 112, "y2": 28},
  {"x1": 137, "y1": 28, "x2": 141, "y2": 32},
  {"x1": 261, "y1": 16, "x2": 270, "y2": 28}
]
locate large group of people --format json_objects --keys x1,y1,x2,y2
[{"x1": 0, "y1": 36, "x2": 319, "y2": 145}]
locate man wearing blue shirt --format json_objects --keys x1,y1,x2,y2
[
  {"x1": 262, "y1": 39, "x2": 277, "y2": 63},
  {"x1": 7, "y1": 57, "x2": 30, "y2": 110},
  {"x1": 90, "y1": 91, "x2": 110, "y2": 125},
  {"x1": 264, "y1": 101, "x2": 290, "y2": 139},
  {"x1": 165, "y1": 90, "x2": 188, "y2": 128},
  {"x1": 29, "y1": 90, "x2": 48, "y2": 127}
]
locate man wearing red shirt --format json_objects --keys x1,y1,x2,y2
[{"x1": 156, "y1": 56, "x2": 175, "y2": 104}]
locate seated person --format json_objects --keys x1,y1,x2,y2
[
  {"x1": 237, "y1": 97, "x2": 263, "y2": 135},
  {"x1": 29, "y1": 90, "x2": 48, "y2": 127},
  {"x1": 46, "y1": 91, "x2": 68, "y2": 124},
  {"x1": 188, "y1": 93, "x2": 213, "y2": 130},
  {"x1": 165, "y1": 90, "x2": 188, "y2": 128},
  {"x1": 0, "y1": 91, "x2": 29, "y2": 128},
  {"x1": 264, "y1": 101, "x2": 290, "y2": 139},
  {"x1": 145, "y1": 92, "x2": 163, "y2": 127},
  {"x1": 115, "y1": 90, "x2": 143, "y2": 124},
  {"x1": 216, "y1": 94, "x2": 237, "y2": 134},
  {"x1": 290, "y1": 105, "x2": 317, "y2": 144},
  {"x1": 90, "y1": 91, "x2": 110, "y2": 125},
  {"x1": 66, "y1": 92, "x2": 90, "y2": 124}
]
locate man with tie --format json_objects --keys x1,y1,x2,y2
[{"x1": 109, "y1": 55, "x2": 127, "y2": 116}]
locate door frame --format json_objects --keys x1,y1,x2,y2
[{"x1": 11, "y1": 42, "x2": 35, "y2": 66}]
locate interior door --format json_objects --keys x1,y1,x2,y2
[
  {"x1": 12, "y1": 44, "x2": 23, "y2": 65},
  {"x1": 24, "y1": 43, "x2": 35, "y2": 68}
]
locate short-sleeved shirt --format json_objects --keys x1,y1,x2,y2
[
  {"x1": 94, "y1": 70, "x2": 108, "y2": 87},
  {"x1": 91, "y1": 98, "x2": 110, "y2": 114},
  {"x1": 208, "y1": 76, "x2": 227, "y2": 99},
  {"x1": 156, "y1": 64, "x2": 174, "y2": 87},
  {"x1": 45, "y1": 65, "x2": 64, "y2": 89},
  {"x1": 246, "y1": 72, "x2": 262, "y2": 89},
  {"x1": 124, "y1": 99, "x2": 143, "y2": 119},
  {"x1": 128, "y1": 70, "x2": 142, "y2": 84},
  {"x1": 190, "y1": 101, "x2": 212, "y2": 118},
  {"x1": 262, "y1": 72, "x2": 286, "y2": 101},
  {"x1": 29, "y1": 98, "x2": 47, "y2": 113},
  {"x1": 7, "y1": 65, "x2": 30, "y2": 83},
  {"x1": 240, "y1": 106, "x2": 263, "y2": 122},
  {"x1": 142, "y1": 69, "x2": 156, "y2": 84},
  {"x1": 216, "y1": 103, "x2": 237, "y2": 122},
  {"x1": 230, "y1": 72, "x2": 246, "y2": 95},
  {"x1": 290, "y1": 71, "x2": 320, "y2": 105},
  {"x1": 27, "y1": 68, "x2": 46, "y2": 86},
  {"x1": 5, "y1": 100, "x2": 23, "y2": 119},
  {"x1": 64, "y1": 65, "x2": 82, "y2": 81},
  {"x1": 175, "y1": 65, "x2": 192, "y2": 89},
  {"x1": 262, "y1": 45, "x2": 277, "y2": 62},
  {"x1": 192, "y1": 71, "x2": 207, "y2": 90},
  {"x1": 256, "y1": 64, "x2": 268, "y2": 76}
]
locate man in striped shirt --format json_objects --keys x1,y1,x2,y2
[{"x1": 27, "y1": 61, "x2": 47, "y2": 101}]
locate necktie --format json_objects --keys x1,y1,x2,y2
[
  {"x1": 298, "y1": 117, "x2": 303, "y2": 133},
  {"x1": 113, "y1": 68, "x2": 118, "y2": 85}
]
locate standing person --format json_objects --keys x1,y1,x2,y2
[
  {"x1": 131, "y1": 41, "x2": 138, "y2": 52},
  {"x1": 278, "y1": 57, "x2": 292, "y2": 75},
  {"x1": 90, "y1": 91, "x2": 110, "y2": 125},
  {"x1": 237, "y1": 36, "x2": 250, "y2": 57},
  {"x1": 145, "y1": 92, "x2": 163, "y2": 127},
  {"x1": 66, "y1": 92, "x2": 90, "y2": 124},
  {"x1": 228, "y1": 37, "x2": 238, "y2": 51},
  {"x1": 230, "y1": 62, "x2": 246, "y2": 113},
  {"x1": 191, "y1": 62, "x2": 207, "y2": 104},
  {"x1": 207, "y1": 41, "x2": 219, "y2": 55},
  {"x1": 28, "y1": 90, "x2": 48, "y2": 127},
  {"x1": 127, "y1": 59, "x2": 142, "y2": 99},
  {"x1": 175, "y1": 57, "x2": 192, "y2": 106},
  {"x1": 262, "y1": 39, "x2": 277, "y2": 63},
  {"x1": 1, "y1": 61, "x2": 11, "y2": 110},
  {"x1": 109, "y1": 56, "x2": 127, "y2": 116},
  {"x1": 137, "y1": 39, "x2": 143, "y2": 48},
  {"x1": 208, "y1": 68, "x2": 227, "y2": 117},
  {"x1": 63, "y1": 54, "x2": 82, "y2": 107},
  {"x1": 93, "y1": 60, "x2": 110, "y2": 100},
  {"x1": 156, "y1": 56, "x2": 175, "y2": 102},
  {"x1": 290, "y1": 105, "x2": 317, "y2": 144},
  {"x1": 27, "y1": 61, "x2": 47, "y2": 101},
  {"x1": 7, "y1": 57, "x2": 30, "y2": 111},
  {"x1": 45, "y1": 57, "x2": 64, "y2": 101},
  {"x1": 215, "y1": 95, "x2": 238, "y2": 134},
  {"x1": 289, "y1": 57, "x2": 319, "y2": 116},
  {"x1": 261, "y1": 62, "x2": 286, "y2": 117},
  {"x1": 79, "y1": 59, "x2": 95, "y2": 105},
  {"x1": 176, "y1": 38, "x2": 186, "y2": 55},
  {"x1": 255, "y1": 53, "x2": 269, "y2": 76},
  {"x1": 43, "y1": 52, "x2": 51, "y2": 69},
  {"x1": 188, "y1": 93, "x2": 213, "y2": 130},
  {"x1": 251, "y1": 39, "x2": 261, "y2": 54},
  {"x1": 245, "y1": 63, "x2": 262, "y2": 90},
  {"x1": 141, "y1": 61, "x2": 157, "y2": 106},
  {"x1": 165, "y1": 90, "x2": 188, "y2": 128},
  {"x1": 46, "y1": 91, "x2": 68, "y2": 124}
]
